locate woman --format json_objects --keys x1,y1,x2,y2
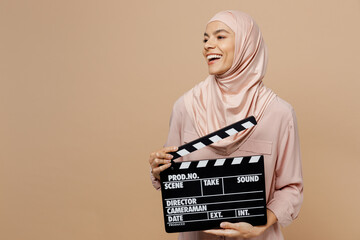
[{"x1": 149, "y1": 10, "x2": 303, "y2": 240}]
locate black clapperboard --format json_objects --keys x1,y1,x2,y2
[{"x1": 160, "y1": 116, "x2": 267, "y2": 233}]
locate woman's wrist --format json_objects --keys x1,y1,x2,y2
[{"x1": 255, "y1": 209, "x2": 277, "y2": 235}]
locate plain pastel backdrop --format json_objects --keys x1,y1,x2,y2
[{"x1": 0, "y1": 0, "x2": 359, "y2": 239}]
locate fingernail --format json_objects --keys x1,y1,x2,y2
[{"x1": 167, "y1": 160, "x2": 171, "y2": 163}]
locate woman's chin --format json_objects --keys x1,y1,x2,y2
[{"x1": 208, "y1": 69, "x2": 227, "y2": 76}]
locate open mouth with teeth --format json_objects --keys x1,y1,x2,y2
[{"x1": 207, "y1": 54, "x2": 222, "y2": 63}]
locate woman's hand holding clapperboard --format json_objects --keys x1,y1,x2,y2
[
  {"x1": 204, "y1": 209, "x2": 278, "y2": 238},
  {"x1": 149, "y1": 146, "x2": 178, "y2": 181}
]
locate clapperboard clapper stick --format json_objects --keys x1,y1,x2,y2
[
  {"x1": 159, "y1": 116, "x2": 268, "y2": 233},
  {"x1": 167, "y1": 116, "x2": 257, "y2": 165}
]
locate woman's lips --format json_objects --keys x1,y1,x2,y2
[{"x1": 208, "y1": 58, "x2": 220, "y2": 65}]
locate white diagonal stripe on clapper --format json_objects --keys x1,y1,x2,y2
[
  {"x1": 197, "y1": 160, "x2": 208, "y2": 168},
  {"x1": 209, "y1": 135, "x2": 222, "y2": 143},
  {"x1": 231, "y1": 157, "x2": 243, "y2": 165},
  {"x1": 225, "y1": 128, "x2": 238, "y2": 136},
  {"x1": 249, "y1": 156, "x2": 261, "y2": 163},
  {"x1": 214, "y1": 158, "x2": 226, "y2": 166},
  {"x1": 193, "y1": 142, "x2": 206, "y2": 150},
  {"x1": 242, "y1": 121, "x2": 255, "y2": 129},
  {"x1": 177, "y1": 149, "x2": 190, "y2": 157},
  {"x1": 179, "y1": 162, "x2": 191, "y2": 169}
]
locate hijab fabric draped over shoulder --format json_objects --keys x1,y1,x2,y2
[{"x1": 184, "y1": 10, "x2": 276, "y2": 155}]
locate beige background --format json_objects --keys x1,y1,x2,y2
[{"x1": 1, "y1": 0, "x2": 359, "y2": 239}]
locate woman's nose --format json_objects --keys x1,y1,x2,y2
[{"x1": 204, "y1": 38, "x2": 216, "y2": 50}]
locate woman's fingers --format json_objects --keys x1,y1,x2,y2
[
  {"x1": 204, "y1": 229, "x2": 238, "y2": 237},
  {"x1": 152, "y1": 162, "x2": 172, "y2": 175},
  {"x1": 162, "y1": 146, "x2": 178, "y2": 153},
  {"x1": 156, "y1": 152, "x2": 174, "y2": 160},
  {"x1": 151, "y1": 158, "x2": 171, "y2": 169},
  {"x1": 152, "y1": 162, "x2": 172, "y2": 180},
  {"x1": 204, "y1": 222, "x2": 256, "y2": 238},
  {"x1": 149, "y1": 146, "x2": 178, "y2": 180},
  {"x1": 149, "y1": 146, "x2": 178, "y2": 164},
  {"x1": 220, "y1": 222, "x2": 236, "y2": 229},
  {"x1": 149, "y1": 146, "x2": 178, "y2": 167}
]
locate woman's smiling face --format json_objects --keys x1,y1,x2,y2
[{"x1": 203, "y1": 21, "x2": 235, "y2": 75}]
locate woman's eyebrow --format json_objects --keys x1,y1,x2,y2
[{"x1": 204, "y1": 29, "x2": 230, "y2": 37}]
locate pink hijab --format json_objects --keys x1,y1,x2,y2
[{"x1": 184, "y1": 10, "x2": 276, "y2": 155}]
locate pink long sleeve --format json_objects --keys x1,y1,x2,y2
[{"x1": 266, "y1": 108, "x2": 303, "y2": 227}]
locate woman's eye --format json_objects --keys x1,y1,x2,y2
[{"x1": 203, "y1": 36, "x2": 225, "y2": 43}]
